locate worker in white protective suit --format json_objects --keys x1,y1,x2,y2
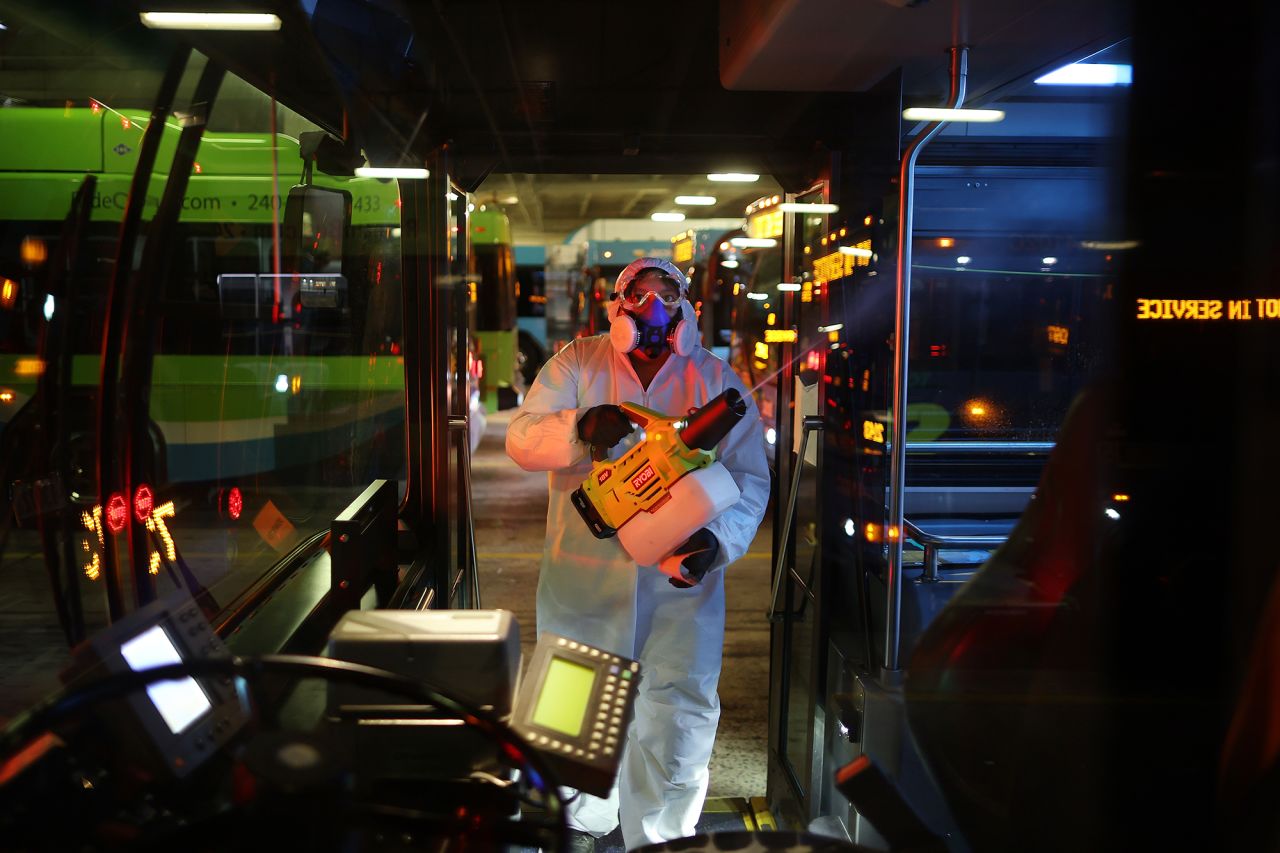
[{"x1": 506, "y1": 258, "x2": 770, "y2": 851}]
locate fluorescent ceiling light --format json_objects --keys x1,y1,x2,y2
[
  {"x1": 675, "y1": 195, "x2": 717, "y2": 205},
  {"x1": 818, "y1": 323, "x2": 843, "y2": 333},
  {"x1": 139, "y1": 11, "x2": 282, "y2": 30},
  {"x1": 902, "y1": 107, "x2": 1005, "y2": 123},
  {"x1": 355, "y1": 166, "x2": 429, "y2": 179},
  {"x1": 839, "y1": 246, "x2": 873, "y2": 258},
  {"x1": 777, "y1": 282, "x2": 802, "y2": 292},
  {"x1": 720, "y1": 259, "x2": 739, "y2": 268},
  {"x1": 1081, "y1": 240, "x2": 1139, "y2": 250},
  {"x1": 1036, "y1": 63, "x2": 1132, "y2": 87},
  {"x1": 708, "y1": 173, "x2": 760, "y2": 182},
  {"x1": 746, "y1": 292, "x2": 768, "y2": 301},
  {"x1": 730, "y1": 237, "x2": 777, "y2": 248},
  {"x1": 651, "y1": 212, "x2": 686, "y2": 222},
  {"x1": 780, "y1": 202, "x2": 839, "y2": 214},
  {"x1": 956, "y1": 256, "x2": 972, "y2": 265}
]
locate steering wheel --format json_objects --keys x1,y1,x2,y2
[{"x1": 0, "y1": 655, "x2": 568, "y2": 852}]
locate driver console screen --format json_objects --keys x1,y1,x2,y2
[
  {"x1": 531, "y1": 656, "x2": 596, "y2": 737},
  {"x1": 120, "y1": 625, "x2": 212, "y2": 734}
]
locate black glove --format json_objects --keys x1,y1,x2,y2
[
  {"x1": 577, "y1": 404, "x2": 634, "y2": 450},
  {"x1": 668, "y1": 528, "x2": 719, "y2": 589}
]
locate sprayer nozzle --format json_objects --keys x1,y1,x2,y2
[{"x1": 680, "y1": 388, "x2": 748, "y2": 451}]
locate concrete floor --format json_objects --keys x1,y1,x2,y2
[{"x1": 472, "y1": 411, "x2": 774, "y2": 799}]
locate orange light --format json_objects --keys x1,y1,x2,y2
[
  {"x1": 937, "y1": 237, "x2": 955, "y2": 248},
  {"x1": 865, "y1": 523, "x2": 879, "y2": 542},
  {"x1": 90, "y1": 99, "x2": 102, "y2": 114},
  {"x1": 290, "y1": 375, "x2": 302, "y2": 395},
  {"x1": 888, "y1": 525, "x2": 900, "y2": 541},
  {"x1": 1113, "y1": 493, "x2": 1131, "y2": 502},
  {"x1": 193, "y1": 162, "x2": 202, "y2": 174},
  {"x1": 0, "y1": 278, "x2": 16, "y2": 309},
  {"x1": 968, "y1": 404, "x2": 986, "y2": 417},
  {"x1": 864, "y1": 215, "x2": 873, "y2": 226},
  {"x1": 14, "y1": 359, "x2": 45, "y2": 377},
  {"x1": 0, "y1": 391, "x2": 12, "y2": 404},
  {"x1": 20, "y1": 237, "x2": 47, "y2": 266},
  {"x1": 121, "y1": 116, "x2": 131, "y2": 130}
]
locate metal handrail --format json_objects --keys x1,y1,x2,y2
[
  {"x1": 903, "y1": 519, "x2": 1006, "y2": 582},
  {"x1": 767, "y1": 415, "x2": 823, "y2": 623},
  {"x1": 448, "y1": 416, "x2": 482, "y2": 609},
  {"x1": 905, "y1": 442, "x2": 1055, "y2": 454}
]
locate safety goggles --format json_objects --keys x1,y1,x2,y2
[{"x1": 620, "y1": 277, "x2": 683, "y2": 307}]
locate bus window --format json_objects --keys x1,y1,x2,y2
[{"x1": 0, "y1": 47, "x2": 406, "y2": 713}]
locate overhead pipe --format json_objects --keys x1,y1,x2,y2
[{"x1": 884, "y1": 46, "x2": 968, "y2": 674}]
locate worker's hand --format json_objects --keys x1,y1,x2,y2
[
  {"x1": 577, "y1": 404, "x2": 634, "y2": 450},
  {"x1": 666, "y1": 528, "x2": 719, "y2": 588}
]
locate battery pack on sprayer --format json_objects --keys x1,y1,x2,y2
[{"x1": 571, "y1": 388, "x2": 747, "y2": 574}]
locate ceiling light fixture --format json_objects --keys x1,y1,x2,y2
[
  {"x1": 707, "y1": 173, "x2": 760, "y2": 182},
  {"x1": 139, "y1": 11, "x2": 282, "y2": 30},
  {"x1": 779, "y1": 202, "x2": 839, "y2": 214},
  {"x1": 1036, "y1": 63, "x2": 1132, "y2": 87},
  {"x1": 355, "y1": 166, "x2": 429, "y2": 179},
  {"x1": 651, "y1": 212, "x2": 685, "y2": 222},
  {"x1": 675, "y1": 195, "x2": 717, "y2": 205},
  {"x1": 902, "y1": 107, "x2": 1005, "y2": 123}
]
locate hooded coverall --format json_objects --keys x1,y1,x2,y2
[{"x1": 506, "y1": 333, "x2": 770, "y2": 848}]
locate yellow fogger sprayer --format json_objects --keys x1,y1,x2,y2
[{"x1": 571, "y1": 388, "x2": 747, "y2": 576}]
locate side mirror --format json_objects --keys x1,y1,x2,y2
[{"x1": 283, "y1": 184, "x2": 351, "y2": 309}]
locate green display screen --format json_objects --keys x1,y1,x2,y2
[{"x1": 531, "y1": 656, "x2": 596, "y2": 737}]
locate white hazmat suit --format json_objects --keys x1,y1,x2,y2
[{"x1": 506, "y1": 332, "x2": 769, "y2": 848}]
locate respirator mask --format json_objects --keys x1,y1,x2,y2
[{"x1": 608, "y1": 258, "x2": 700, "y2": 358}]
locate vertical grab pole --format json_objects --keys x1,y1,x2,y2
[{"x1": 884, "y1": 46, "x2": 967, "y2": 674}]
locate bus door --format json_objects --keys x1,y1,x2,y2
[
  {"x1": 765, "y1": 182, "x2": 838, "y2": 826},
  {"x1": 794, "y1": 165, "x2": 1117, "y2": 844}
]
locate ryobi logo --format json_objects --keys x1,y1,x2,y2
[
  {"x1": 597, "y1": 469, "x2": 612, "y2": 485},
  {"x1": 630, "y1": 465, "x2": 657, "y2": 492}
]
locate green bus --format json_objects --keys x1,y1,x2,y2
[{"x1": 0, "y1": 106, "x2": 406, "y2": 494}]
